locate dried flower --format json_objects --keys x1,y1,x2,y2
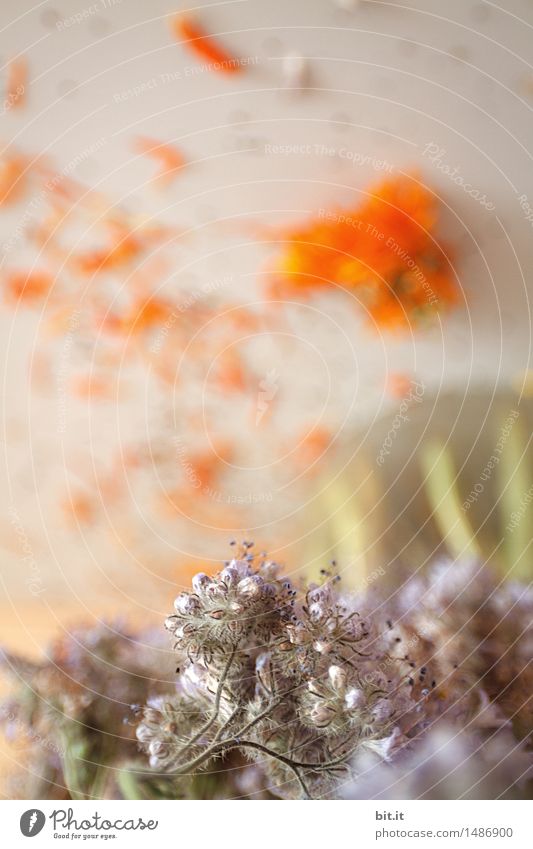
[
  {"x1": 343, "y1": 725, "x2": 533, "y2": 800},
  {"x1": 0, "y1": 622, "x2": 175, "y2": 800},
  {"x1": 137, "y1": 545, "x2": 494, "y2": 798},
  {"x1": 4, "y1": 550, "x2": 531, "y2": 800},
  {"x1": 396, "y1": 558, "x2": 533, "y2": 742},
  {"x1": 134, "y1": 545, "x2": 533, "y2": 799}
]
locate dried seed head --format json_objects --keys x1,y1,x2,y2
[
  {"x1": 136, "y1": 723, "x2": 153, "y2": 743},
  {"x1": 164, "y1": 616, "x2": 177, "y2": 632},
  {"x1": 220, "y1": 566, "x2": 239, "y2": 587},
  {"x1": 192, "y1": 572, "x2": 211, "y2": 595},
  {"x1": 313, "y1": 639, "x2": 333, "y2": 654},
  {"x1": 310, "y1": 703, "x2": 336, "y2": 728},
  {"x1": 287, "y1": 624, "x2": 309, "y2": 645},
  {"x1": 309, "y1": 602, "x2": 325, "y2": 620},
  {"x1": 136, "y1": 546, "x2": 529, "y2": 800},
  {"x1": 174, "y1": 593, "x2": 199, "y2": 615},
  {"x1": 237, "y1": 575, "x2": 263, "y2": 598},
  {"x1": 345, "y1": 687, "x2": 365, "y2": 711},
  {"x1": 372, "y1": 698, "x2": 393, "y2": 722},
  {"x1": 328, "y1": 665, "x2": 347, "y2": 693}
]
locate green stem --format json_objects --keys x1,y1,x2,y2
[
  {"x1": 497, "y1": 416, "x2": 532, "y2": 580},
  {"x1": 420, "y1": 440, "x2": 480, "y2": 560}
]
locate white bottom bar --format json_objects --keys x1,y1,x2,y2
[{"x1": 2, "y1": 799, "x2": 531, "y2": 848}]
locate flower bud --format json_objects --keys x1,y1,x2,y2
[
  {"x1": 148, "y1": 739, "x2": 167, "y2": 757},
  {"x1": 286, "y1": 624, "x2": 309, "y2": 645},
  {"x1": 309, "y1": 602, "x2": 325, "y2": 620},
  {"x1": 149, "y1": 750, "x2": 168, "y2": 769},
  {"x1": 144, "y1": 702, "x2": 163, "y2": 721},
  {"x1": 307, "y1": 678, "x2": 322, "y2": 696},
  {"x1": 308, "y1": 586, "x2": 329, "y2": 606},
  {"x1": 344, "y1": 687, "x2": 365, "y2": 711},
  {"x1": 136, "y1": 723, "x2": 153, "y2": 743},
  {"x1": 237, "y1": 575, "x2": 263, "y2": 598},
  {"x1": 310, "y1": 703, "x2": 336, "y2": 728},
  {"x1": 328, "y1": 665, "x2": 347, "y2": 693},
  {"x1": 206, "y1": 582, "x2": 227, "y2": 601},
  {"x1": 233, "y1": 559, "x2": 253, "y2": 579},
  {"x1": 174, "y1": 593, "x2": 199, "y2": 615},
  {"x1": 167, "y1": 621, "x2": 193, "y2": 639},
  {"x1": 372, "y1": 698, "x2": 393, "y2": 722},
  {"x1": 220, "y1": 566, "x2": 239, "y2": 586},
  {"x1": 192, "y1": 572, "x2": 211, "y2": 594},
  {"x1": 363, "y1": 727, "x2": 403, "y2": 762},
  {"x1": 255, "y1": 652, "x2": 271, "y2": 673}
]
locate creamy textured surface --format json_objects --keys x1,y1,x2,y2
[{"x1": 0, "y1": 0, "x2": 532, "y2": 608}]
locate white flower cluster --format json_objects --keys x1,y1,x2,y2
[
  {"x1": 136, "y1": 547, "x2": 458, "y2": 797},
  {"x1": 135, "y1": 550, "x2": 533, "y2": 798}
]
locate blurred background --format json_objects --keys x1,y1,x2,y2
[{"x1": 1, "y1": 0, "x2": 533, "y2": 678}]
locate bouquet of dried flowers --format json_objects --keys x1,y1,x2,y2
[
  {"x1": 134, "y1": 547, "x2": 532, "y2": 799},
  {"x1": 2, "y1": 548, "x2": 532, "y2": 800}
]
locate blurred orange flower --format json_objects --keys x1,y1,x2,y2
[{"x1": 270, "y1": 175, "x2": 460, "y2": 329}]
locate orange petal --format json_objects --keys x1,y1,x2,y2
[
  {"x1": 172, "y1": 15, "x2": 242, "y2": 74},
  {"x1": 6, "y1": 57, "x2": 27, "y2": 109},
  {"x1": 4, "y1": 270, "x2": 53, "y2": 304},
  {"x1": 0, "y1": 153, "x2": 27, "y2": 204}
]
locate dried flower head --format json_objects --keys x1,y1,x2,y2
[
  {"x1": 136, "y1": 545, "x2": 497, "y2": 798},
  {"x1": 396, "y1": 558, "x2": 533, "y2": 743},
  {"x1": 4, "y1": 553, "x2": 530, "y2": 800}
]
